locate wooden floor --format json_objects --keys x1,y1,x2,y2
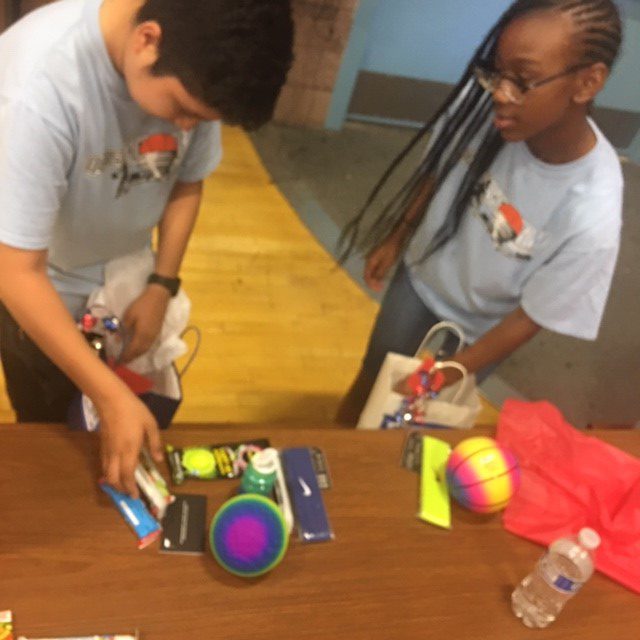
[{"x1": 0, "y1": 126, "x2": 498, "y2": 426}]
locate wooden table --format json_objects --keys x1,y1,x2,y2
[{"x1": 1, "y1": 424, "x2": 638, "y2": 639}]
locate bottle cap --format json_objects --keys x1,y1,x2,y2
[
  {"x1": 251, "y1": 447, "x2": 279, "y2": 475},
  {"x1": 579, "y1": 527, "x2": 601, "y2": 550}
]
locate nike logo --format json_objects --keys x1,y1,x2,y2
[{"x1": 298, "y1": 476, "x2": 312, "y2": 497}]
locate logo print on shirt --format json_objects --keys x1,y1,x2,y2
[
  {"x1": 85, "y1": 133, "x2": 182, "y2": 197},
  {"x1": 471, "y1": 176, "x2": 537, "y2": 260}
]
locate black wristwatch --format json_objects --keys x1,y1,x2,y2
[{"x1": 147, "y1": 273, "x2": 181, "y2": 297}]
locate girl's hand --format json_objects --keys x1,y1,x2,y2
[
  {"x1": 364, "y1": 235, "x2": 403, "y2": 292},
  {"x1": 394, "y1": 361, "x2": 463, "y2": 395},
  {"x1": 120, "y1": 285, "x2": 171, "y2": 363}
]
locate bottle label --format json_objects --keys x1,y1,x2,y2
[
  {"x1": 540, "y1": 553, "x2": 585, "y2": 594},
  {"x1": 552, "y1": 575, "x2": 582, "y2": 594}
]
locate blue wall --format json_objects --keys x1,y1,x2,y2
[
  {"x1": 330, "y1": 0, "x2": 640, "y2": 158},
  {"x1": 360, "y1": 0, "x2": 509, "y2": 83}
]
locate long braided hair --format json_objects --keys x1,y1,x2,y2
[{"x1": 337, "y1": 0, "x2": 622, "y2": 264}]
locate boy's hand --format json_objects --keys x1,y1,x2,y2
[
  {"x1": 120, "y1": 286, "x2": 171, "y2": 363},
  {"x1": 364, "y1": 235, "x2": 403, "y2": 292},
  {"x1": 98, "y1": 391, "x2": 163, "y2": 497}
]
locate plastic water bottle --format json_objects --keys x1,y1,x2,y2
[{"x1": 511, "y1": 527, "x2": 601, "y2": 628}]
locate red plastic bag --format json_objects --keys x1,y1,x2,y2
[{"x1": 497, "y1": 399, "x2": 640, "y2": 594}]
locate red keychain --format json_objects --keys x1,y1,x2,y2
[{"x1": 405, "y1": 357, "x2": 446, "y2": 397}]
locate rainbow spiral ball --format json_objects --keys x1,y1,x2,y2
[
  {"x1": 445, "y1": 436, "x2": 520, "y2": 513},
  {"x1": 210, "y1": 494, "x2": 288, "y2": 578}
]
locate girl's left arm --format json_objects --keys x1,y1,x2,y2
[
  {"x1": 120, "y1": 180, "x2": 203, "y2": 363},
  {"x1": 396, "y1": 306, "x2": 540, "y2": 393},
  {"x1": 448, "y1": 306, "x2": 540, "y2": 382}
]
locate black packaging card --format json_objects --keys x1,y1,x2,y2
[
  {"x1": 401, "y1": 430, "x2": 424, "y2": 472},
  {"x1": 310, "y1": 447, "x2": 332, "y2": 489},
  {"x1": 166, "y1": 439, "x2": 270, "y2": 484},
  {"x1": 160, "y1": 494, "x2": 207, "y2": 555}
]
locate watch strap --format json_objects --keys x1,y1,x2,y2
[{"x1": 147, "y1": 273, "x2": 181, "y2": 297}]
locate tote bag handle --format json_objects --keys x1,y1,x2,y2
[
  {"x1": 430, "y1": 360, "x2": 469, "y2": 404},
  {"x1": 414, "y1": 320, "x2": 466, "y2": 358}
]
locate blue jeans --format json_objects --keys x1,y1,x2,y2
[
  {"x1": 364, "y1": 262, "x2": 499, "y2": 378},
  {"x1": 362, "y1": 262, "x2": 453, "y2": 375},
  {"x1": 336, "y1": 263, "x2": 447, "y2": 424}
]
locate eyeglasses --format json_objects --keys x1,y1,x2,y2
[{"x1": 473, "y1": 63, "x2": 588, "y2": 105}]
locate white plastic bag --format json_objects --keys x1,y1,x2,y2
[
  {"x1": 86, "y1": 247, "x2": 190, "y2": 375},
  {"x1": 68, "y1": 248, "x2": 197, "y2": 431}
]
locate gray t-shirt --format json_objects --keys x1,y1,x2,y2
[
  {"x1": 0, "y1": 0, "x2": 222, "y2": 311},
  {"x1": 405, "y1": 120, "x2": 623, "y2": 342}
]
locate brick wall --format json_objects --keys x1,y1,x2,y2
[{"x1": 274, "y1": 0, "x2": 359, "y2": 128}]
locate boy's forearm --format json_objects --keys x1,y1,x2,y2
[
  {"x1": 452, "y1": 306, "x2": 540, "y2": 374},
  {"x1": 154, "y1": 180, "x2": 203, "y2": 278}
]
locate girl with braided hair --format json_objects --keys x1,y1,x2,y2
[{"x1": 336, "y1": 0, "x2": 624, "y2": 424}]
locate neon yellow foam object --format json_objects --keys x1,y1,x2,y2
[
  {"x1": 417, "y1": 436, "x2": 452, "y2": 529},
  {"x1": 182, "y1": 448, "x2": 216, "y2": 476}
]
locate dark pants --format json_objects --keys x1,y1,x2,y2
[
  {"x1": 361, "y1": 264, "x2": 461, "y2": 376},
  {"x1": 0, "y1": 304, "x2": 77, "y2": 422}
]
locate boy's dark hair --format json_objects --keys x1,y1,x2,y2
[
  {"x1": 136, "y1": 0, "x2": 294, "y2": 130},
  {"x1": 339, "y1": 0, "x2": 622, "y2": 263}
]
